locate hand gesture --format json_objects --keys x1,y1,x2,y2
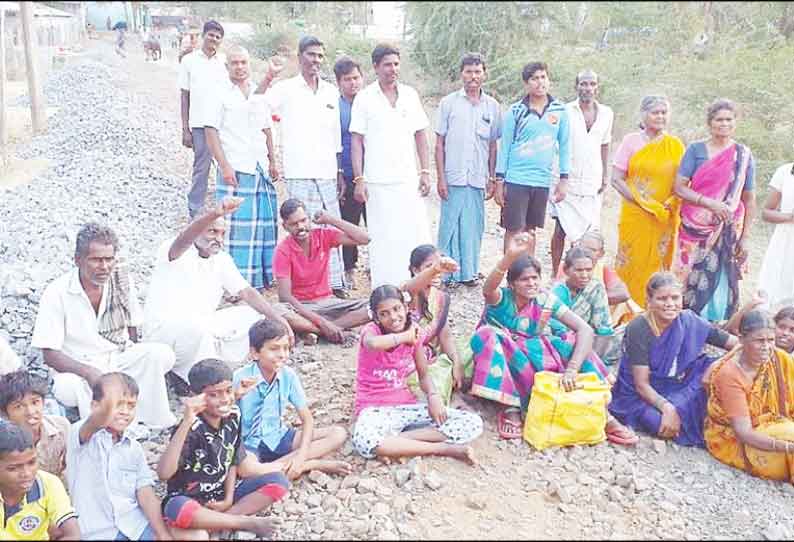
[
  {"x1": 96, "y1": 376, "x2": 126, "y2": 426},
  {"x1": 235, "y1": 377, "x2": 260, "y2": 400},
  {"x1": 267, "y1": 55, "x2": 286, "y2": 79},
  {"x1": 506, "y1": 232, "x2": 533, "y2": 259},
  {"x1": 401, "y1": 324, "x2": 420, "y2": 345},
  {"x1": 181, "y1": 128, "x2": 193, "y2": 149},
  {"x1": 658, "y1": 402, "x2": 681, "y2": 439},
  {"x1": 437, "y1": 178, "x2": 449, "y2": 200},
  {"x1": 182, "y1": 394, "x2": 207, "y2": 423},
  {"x1": 214, "y1": 196, "x2": 245, "y2": 217},
  {"x1": 427, "y1": 394, "x2": 448, "y2": 426},
  {"x1": 313, "y1": 209, "x2": 331, "y2": 225},
  {"x1": 269, "y1": 163, "x2": 280, "y2": 183},
  {"x1": 221, "y1": 163, "x2": 238, "y2": 187},
  {"x1": 751, "y1": 290, "x2": 768, "y2": 309},
  {"x1": 434, "y1": 256, "x2": 459, "y2": 275}
]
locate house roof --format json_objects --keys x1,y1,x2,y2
[{"x1": 3, "y1": 2, "x2": 75, "y2": 18}]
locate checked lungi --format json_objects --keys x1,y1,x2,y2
[
  {"x1": 285, "y1": 177, "x2": 345, "y2": 290},
  {"x1": 216, "y1": 163, "x2": 278, "y2": 289}
]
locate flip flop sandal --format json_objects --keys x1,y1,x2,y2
[
  {"x1": 606, "y1": 424, "x2": 639, "y2": 446},
  {"x1": 497, "y1": 407, "x2": 523, "y2": 440}
]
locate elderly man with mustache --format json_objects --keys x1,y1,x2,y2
[{"x1": 143, "y1": 197, "x2": 300, "y2": 396}]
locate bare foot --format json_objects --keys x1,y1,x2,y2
[
  {"x1": 313, "y1": 459, "x2": 353, "y2": 476},
  {"x1": 249, "y1": 518, "x2": 277, "y2": 539},
  {"x1": 445, "y1": 444, "x2": 477, "y2": 466}
]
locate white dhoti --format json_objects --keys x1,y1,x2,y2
[
  {"x1": 52, "y1": 342, "x2": 176, "y2": 429},
  {"x1": 146, "y1": 305, "x2": 264, "y2": 382},
  {"x1": 367, "y1": 182, "x2": 432, "y2": 288},
  {"x1": 549, "y1": 192, "x2": 602, "y2": 242}
]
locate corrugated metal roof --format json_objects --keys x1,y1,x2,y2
[{"x1": 3, "y1": 2, "x2": 75, "y2": 18}]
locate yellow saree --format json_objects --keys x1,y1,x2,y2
[
  {"x1": 615, "y1": 134, "x2": 685, "y2": 306},
  {"x1": 705, "y1": 348, "x2": 794, "y2": 482}
]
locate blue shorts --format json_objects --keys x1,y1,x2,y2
[{"x1": 256, "y1": 428, "x2": 296, "y2": 463}]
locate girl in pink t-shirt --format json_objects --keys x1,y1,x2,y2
[{"x1": 351, "y1": 285, "x2": 483, "y2": 462}]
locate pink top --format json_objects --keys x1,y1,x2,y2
[
  {"x1": 612, "y1": 132, "x2": 649, "y2": 172},
  {"x1": 354, "y1": 322, "x2": 422, "y2": 415}
]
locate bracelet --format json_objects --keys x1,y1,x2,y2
[
  {"x1": 419, "y1": 169, "x2": 430, "y2": 175},
  {"x1": 353, "y1": 176, "x2": 366, "y2": 185}
]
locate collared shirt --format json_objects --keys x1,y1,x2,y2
[
  {"x1": 234, "y1": 362, "x2": 307, "y2": 452},
  {"x1": 264, "y1": 75, "x2": 342, "y2": 179},
  {"x1": 206, "y1": 79, "x2": 272, "y2": 175},
  {"x1": 66, "y1": 419, "x2": 155, "y2": 540},
  {"x1": 272, "y1": 228, "x2": 343, "y2": 302},
  {"x1": 31, "y1": 269, "x2": 143, "y2": 365},
  {"x1": 36, "y1": 415, "x2": 71, "y2": 480},
  {"x1": 178, "y1": 49, "x2": 229, "y2": 129},
  {"x1": 0, "y1": 471, "x2": 77, "y2": 541},
  {"x1": 143, "y1": 237, "x2": 249, "y2": 334},
  {"x1": 496, "y1": 95, "x2": 570, "y2": 188},
  {"x1": 565, "y1": 99, "x2": 613, "y2": 196},
  {"x1": 339, "y1": 95, "x2": 355, "y2": 180},
  {"x1": 434, "y1": 88, "x2": 502, "y2": 188},
  {"x1": 165, "y1": 407, "x2": 246, "y2": 504},
  {"x1": 349, "y1": 81, "x2": 429, "y2": 185}
]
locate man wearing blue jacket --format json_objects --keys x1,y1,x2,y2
[{"x1": 494, "y1": 61, "x2": 570, "y2": 257}]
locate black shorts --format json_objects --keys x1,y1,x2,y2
[{"x1": 502, "y1": 183, "x2": 549, "y2": 231}]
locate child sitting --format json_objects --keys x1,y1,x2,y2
[
  {"x1": 66, "y1": 373, "x2": 203, "y2": 540},
  {"x1": 351, "y1": 285, "x2": 483, "y2": 463},
  {"x1": 234, "y1": 319, "x2": 351, "y2": 480},
  {"x1": 0, "y1": 371, "x2": 71, "y2": 480},
  {"x1": 157, "y1": 359, "x2": 290, "y2": 538},
  {"x1": 0, "y1": 421, "x2": 80, "y2": 540}
]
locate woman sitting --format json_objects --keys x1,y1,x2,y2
[
  {"x1": 705, "y1": 310, "x2": 794, "y2": 482},
  {"x1": 550, "y1": 246, "x2": 615, "y2": 360},
  {"x1": 400, "y1": 245, "x2": 467, "y2": 405},
  {"x1": 726, "y1": 296, "x2": 794, "y2": 356},
  {"x1": 610, "y1": 272, "x2": 738, "y2": 446},
  {"x1": 469, "y1": 232, "x2": 637, "y2": 444}
]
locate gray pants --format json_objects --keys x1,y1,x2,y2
[{"x1": 188, "y1": 127, "x2": 212, "y2": 218}]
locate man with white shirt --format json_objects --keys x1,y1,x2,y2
[
  {"x1": 31, "y1": 223, "x2": 176, "y2": 431},
  {"x1": 549, "y1": 69, "x2": 614, "y2": 273},
  {"x1": 205, "y1": 45, "x2": 279, "y2": 291},
  {"x1": 349, "y1": 43, "x2": 432, "y2": 288},
  {"x1": 143, "y1": 197, "x2": 298, "y2": 393},
  {"x1": 179, "y1": 20, "x2": 227, "y2": 219},
  {"x1": 262, "y1": 36, "x2": 347, "y2": 297}
]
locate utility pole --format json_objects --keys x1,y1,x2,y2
[
  {"x1": 1, "y1": 5, "x2": 8, "y2": 169},
  {"x1": 20, "y1": 2, "x2": 46, "y2": 134}
]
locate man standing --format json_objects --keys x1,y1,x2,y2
[
  {"x1": 178, "y1": 20, "x2": 227, "y2": 218},
  {"x1": 334, "y1": 56, "x2": 365, "y2": 289},
  {"x1": 494, "y1": 61, "x2": 570, "y2": 257},
  {"x1": 263, "y1": 36, "x2": 347, "y2": 298},
  {"x1": 435, "y1": 53, "x2": 501, "y2": 285},
  {"x1": 274, "y1": 199, "x2": 371, "y2": 344},
  {"x1": 205, "y1": 45, "x2": 279, "y2": 291},
  {"x1": 549, "y1": 70, "x2": 613, "y2": 273},
  {"x1": 350, "y1": 44, "x2": 432, "y2": 288},
  {"x1": 143, "y1": 197, "x2": 300, "y2": 394},
  {"x1": 31, "y1": 224, "x2": 176, "y2": 432}
]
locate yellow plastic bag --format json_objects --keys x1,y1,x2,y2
[{"x1": 523, "y1": 371, "x2": 612, "y2": 450}]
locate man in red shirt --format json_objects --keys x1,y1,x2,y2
[{"x1": 274, "y1": 199, "x2": 371, "y2": 344}]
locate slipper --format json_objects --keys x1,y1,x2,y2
[
  {"x1": 497, "y1": 407, "x2": 523, "y2": 440},
  {"x1": 606, "y1": 423, "x2": 639, "y2": 446}
]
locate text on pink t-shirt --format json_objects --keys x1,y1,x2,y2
[{"x1": 273, "y1": 228, "x2": 343, "y2": 302}]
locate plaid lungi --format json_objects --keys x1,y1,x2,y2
[
  {"x1": 285, "y1": 178, "x2": 345, "y2": 289},
  {"x1": 216, "y1": 163, "x2": 278, "y2": 289}
]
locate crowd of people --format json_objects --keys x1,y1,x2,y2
[{"x1": 3, "y1": 18, "x2": 794, "y2": 540}]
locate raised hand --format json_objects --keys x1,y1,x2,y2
[
  {"x1": 182, "y1": 393, "x2": 207, "y2": 423},
  {"x1": 235, "y1": 377, "x2": 260, "y2": 400},
  {"x1": 434, "y1": 256, "x2": 460, "y2": 275},
  {"x1": 214, "y1": 196, "x2": 245, "y2": 217},
  {"x1": 506, "y1": 231, "x2": 533, "y2": 259},
  {"x1": 267, "y1": 55, "x2": 286, "y2": 79},
  {"x1": 313, "y1": 209, "x2": 332, "y2": 225}
]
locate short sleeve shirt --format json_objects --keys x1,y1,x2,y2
[
  {"x1": 0, "y1": 471, "x2": 77, "y2": 541},
  {"x1": 272, "y1": 229, "x2": 343, "y2": 302},
  {"x1": 677, "y1": 141, "x2": 755, "y2": 191},
  {"x1": 349, "y1": 82, "x2": 429, "y2": 184},
  {"x1": 178, "y1": 49, "x2": 229, "y2": 129},
  {"x1": 712, "y1": 359, "x2": 753, "y2": 419},
  {"x1": 37, "y1": 415, "x2": 71, "y2": 480},
  {"x1": 623, "y1": 314, "x2": 730, "y2": 367},
  {"x1": 165, "y1": 406, "x2": 246, "y2": 504},
  {"x1": 234, "y1": 363, "x2": 307, "y2": 452},
  {"x1": 143, "y1": 238, "x2": 249, "y2": 333},
  {"x1": 565, "y1": 100, "x2": 614, "y2": 195}
]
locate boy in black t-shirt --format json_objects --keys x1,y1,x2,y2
[{"x1": 156, "y1": 359, "x2": 289, "y2": 538}]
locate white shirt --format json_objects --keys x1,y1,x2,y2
[
  {"x1": 565, "y1": 99, "x2": 613, "y2": 196},
  {"x1": 349, "y1": 81, "x2": 429, "y2": 184},
  {"x1": 207, "y1": 79, "x2": 272, "y2": 175},
  {"x1": 264, "y1": 75, "x2": 341, "y2": 179},
  {"x1": 178, "y1": 49, "x2": 229, "y2": 129},
  {"x1": 143, "y1": 237, "x2": 249, "y2": 333},
  {"x1": 31, "y1": 269, "x2": 143, "y2": 364}
]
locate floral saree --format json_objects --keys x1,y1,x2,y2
[
  {"x1": 469, "y1": 288, "x2": 608, "y2": 410},
  {"x1": 705, "y1": 348, "x2": 794, "y2": 482},
  {"x1": 676, "y1": 144, "x2": 751, "y2": 322},
  {"x1": 615, "y1": 134, "x2": 685, "y2": 306}
]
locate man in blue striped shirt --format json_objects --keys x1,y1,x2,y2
[{"x1": 494, "y1": 61, "x2": 570, "y2": 257}]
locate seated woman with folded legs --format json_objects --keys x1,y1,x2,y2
[
  {"x1": 705, "y1": 309, "x2": 794, "y2": 482},
  {"x1": 469, "y1": 232, "x2": 637, "y2": 444},
  {"x1": 609, "y1": 272, "x2": 738, "y2": 446}
]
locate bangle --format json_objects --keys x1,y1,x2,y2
[
  {"x1": 353, "y1": 176, "x2": 365, "y2": 185},
  {"x1": 654, "y1": 397, "x2": 668, "y2": 411}
]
